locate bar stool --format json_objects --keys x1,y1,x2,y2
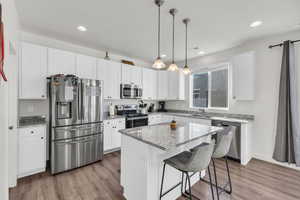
[
  {"x1": 159, "y1": 140, "x2": 216, "y2": 200},
  {"x1": 202, "y1": 126, "x2": 235, "y2": 200}
]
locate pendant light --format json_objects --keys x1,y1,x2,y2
[
  {"x1": 168, "y1": 8, "x2": 179, "y2": 71},
  {"x1": 182, "y1": 18, "x2": 191, "y2": 75},
  {"x1": 152, "y1": 0, "x2": 166, "y2": 69}
]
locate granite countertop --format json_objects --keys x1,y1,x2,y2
[
  {"x1": 148, "y1": 110, "x2": 254, "y2": 123},
  {"x1": 119, "y1": 122, "x2": 222, "y2": 150}
]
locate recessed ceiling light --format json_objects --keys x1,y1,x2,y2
[
  {"x1": 161, "y1": 54, "x2": 167, "y2": 58},
  {"x1": 77, "y1": 25, "x2": 87, "y2": 32},
  {"x1": 198, "y1": 51, "x2": 205, "y2": 55},
  {"x1": 250, "y1": 21, "x2": 263, "y2": 28}
]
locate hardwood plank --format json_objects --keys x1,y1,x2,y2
[{"x1": 9, "y1": 152, "x2": 300, "y2": 200}]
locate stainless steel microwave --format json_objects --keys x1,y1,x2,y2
[{"x1": 120, "y1": 84, "x2": 142, "y2": 99}]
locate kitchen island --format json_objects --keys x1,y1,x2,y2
[{"x1": 119, "y1": 122, "x2": 222, "y2": 200}]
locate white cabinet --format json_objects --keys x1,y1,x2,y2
[
  {"x1": 76, "y1": 54, "x2": 97, "y2": 79},
  {"x1": 48, "y1": 48, "x2": 76, "y2": 75},
  {"x1": 18, "y1": 125, "x2": 46, "y2": 178},
  {"x1": 19, "y1": 42, "x2": 48, "y2": 99},
  {"x1": 232, "y1": 51, "x2": 255, "y2": 100},
  {"x1": 157, "y1": 71, "x2": 169, "y2": 100},
  {"x1": 104, "y1": 118, "x2": 125, "y2": 152},
  {"x1": 168, "y1": 72, "x2": 185, "y2": 100},
  {"x1": 97, "y1": 59, "x2": 121, "y2": 99},
  {"x1": 142, "y1": 68, "x2": 157, "y2": 100},
  {"x1": 121, "y1": 64, "x2": 142, "y2": 86}
]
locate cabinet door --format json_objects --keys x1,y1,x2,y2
[
  {"x1": 18, "y1": 126, "x2": 46, "y2": 177},
  {"x1": 104, "y1": 120, "x2": 112, "y2": 151},
  {"x1": 19, "y1": 42, "x2": 48, "y2": 99},
  {"x1": 131, "y1": 66, "x2": 142, "y2": 87},
  {"x1": 143, "y1": 68, "x2": 153, "y2": 100},
  {"x1": 111, "y1": 119, "x2": 125, "y2": 149},
  {"x1": 121, "y1": 64, "x2": 132, "y2": 84},
  {"x1": 76, "y1": 54, "x2": 97, "y2": 79},
  {"x1": 232, "y1": 51, "x2": 255, "y2": 100},
  {"x1": 168, "y1": 72, "x2": 185, "y2": 100},
  {"x1": 157, "y1": 71, "x2": 169, "y2": 100},
  {"x1": 97, "y1": 59, "x2": 121, "y2": 99},
  {"x1": 48, "y1": 48, "x2": 76, "y2": 75},
  {"x1": 108, "y1": 61, "x2": 122, "y2": 99}
]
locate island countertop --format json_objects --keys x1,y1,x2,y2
[{"x1": 119, "y1": 122, "x2": 222, "y2": 151}]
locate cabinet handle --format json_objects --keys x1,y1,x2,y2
[
  {"x1": 41, "y1": 137, "x2": 44, "y2": 139},
  {"x1": 41, "y1": 95, "x2": 45, "y2": 98},
  {"x1": 31, "y1": 131, "x2": 34, "y2": 134},
  {"x1": 8, "y1": 126, "x2": 13, "y2": 130}
]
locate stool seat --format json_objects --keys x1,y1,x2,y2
[
  {"x1": 164, "y1": 151, "x2": 192, "y2": 172},
  {"x1": 160, "y1": 141, "x2": 216, "y2": 200}
]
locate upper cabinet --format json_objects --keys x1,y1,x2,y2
[
  {"x1": 142, "y1": 68, "x2": 157, "y2": 100},
  {"x1": 157, "y1": 71, "x2": 169, "y2": 100},
  {"x1": 97, "y1": 59, "x2": 121, "y2": 99},
  {"x1": 19, "y1": 42, "x2": 48, "y2": 99},
  {"x1": 157, "y1": 71, "x2": 185, "y2": 100},
  {"x1": 76, "y1": 54, "x2": 97, "y2": 79},
  {"x1": 232, "y1": 51, "x2": 255, "y2": 100},
  {"x1": 168, "y1": 71, "x2": 185, "y2": 100},
  {"x1": 48, "y1": 48, "x2": 76, "y2": 75},
  {"x1": 121, "y1": 64, "x2": 142, "y2": 86}
]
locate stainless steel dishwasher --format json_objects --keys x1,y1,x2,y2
[{"x1": 211, "y1": 119, "x2": 241, "y2": 161}]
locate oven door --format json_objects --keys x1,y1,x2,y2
[{"x1": 126, "y1": 117, "x2": 148, "y2": 128}]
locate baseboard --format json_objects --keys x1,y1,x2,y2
[{"x1": 253, "y1": 153, "x2": 300, "y2": 171}]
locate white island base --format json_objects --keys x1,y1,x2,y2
[{"x1": 121, "y1": 134, "x2": 211, "y2": 200}]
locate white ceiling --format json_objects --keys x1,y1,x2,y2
[{"x1": 16, "y1": 0, "x2": 300, "y2": 62}]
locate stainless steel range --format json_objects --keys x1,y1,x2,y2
[
  {"x1": 48, "y1": 74, "x2": 104, "y2": 174},
  {"x1": 116, "y1": 104, "x2": 148, "y2": 128}
]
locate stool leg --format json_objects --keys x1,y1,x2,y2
[
  {"x1": 186, "y1": 172, "x2": 192, "y2": 200},
  {"x1": 212, "y1": 159, "x2": 220, "y2": 200},
  {"x1": 208, "y1": 166, "x2": 215, "y2": 200},
  {"x1": 159, "y1": 163, "x2": 166, "y2": 200},
  {"x1": 181, "y1": 172, "x2": 184, "y2": 196},
  {"x1": 225, "y1": 156, "x2": 233, "y2": 194}
]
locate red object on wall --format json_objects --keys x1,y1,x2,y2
[{"x1": 0, "y1": 4, "x2": 7, "y2": 81}]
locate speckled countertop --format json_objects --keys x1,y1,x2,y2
[
  {"x1": 148, "y1": 110, "x2": 254, "y2": 123},
  {"x1": 119, "y1": 122, "x2": 222, "y2": 150}
]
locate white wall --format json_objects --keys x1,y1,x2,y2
[
  {"x1": 167, "y1": 30, "x2": 300, "y2": 170},
  {"x1": 0, "y1": 0, "x2": 20, "y2": 199}
]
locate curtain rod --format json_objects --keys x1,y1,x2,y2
[{"x1": 269, "y1": 39, "x2": 300, "y2": 49}]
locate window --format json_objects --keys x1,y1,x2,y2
[{"x1": 190, "y1": 64, "x2": 229, "y2": 109}]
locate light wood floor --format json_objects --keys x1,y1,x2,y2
[{"x1": 10, "y1": 151, "x2": 300, "y2": 200}]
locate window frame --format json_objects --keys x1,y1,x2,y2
[{"x1": 189, "y1": 63, "x2": 229, "y2": 110}]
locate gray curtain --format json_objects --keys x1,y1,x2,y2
[{"x1": 273, "y1": 40, "x2": 300, "y2": 167}]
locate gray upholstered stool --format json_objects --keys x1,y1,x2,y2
[
  {"x1": 159, "y1": 140, "x2": 216, "y2": 200},
  {"x1": 201, "y1": 126, "x2": 235, "y2": 200}
]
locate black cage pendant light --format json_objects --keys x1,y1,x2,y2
[
  {"x1": 168, "y1": 8, "x2": 179, "y2": 71},
  {"x1": 182, "y1": 18, "x2": 191, "y2": 75},
  {"x1": 152, "y1": 0, "x2": 166, "y2": 69}
]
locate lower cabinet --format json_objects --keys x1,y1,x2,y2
[
  {"x1": 18, "y1": 125, "x2": 46, "y2": 178},
  {"x1": 104, "y1": 118, "x2": 125, "y2": 152}
]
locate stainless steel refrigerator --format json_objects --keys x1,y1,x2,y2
[{"x1": 48, "y1": 74, "x2": 103, "y2": 174}]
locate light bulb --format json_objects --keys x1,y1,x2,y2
[
  {"x1": 168, "y1": 63, "x2": 179, "y2": 71},
  {"x1": 182, "y1": 65, "x2": 191, "y2": 75},
  {"x1": 152, "y1": 58, "x2": 166, "y2": 69}
]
